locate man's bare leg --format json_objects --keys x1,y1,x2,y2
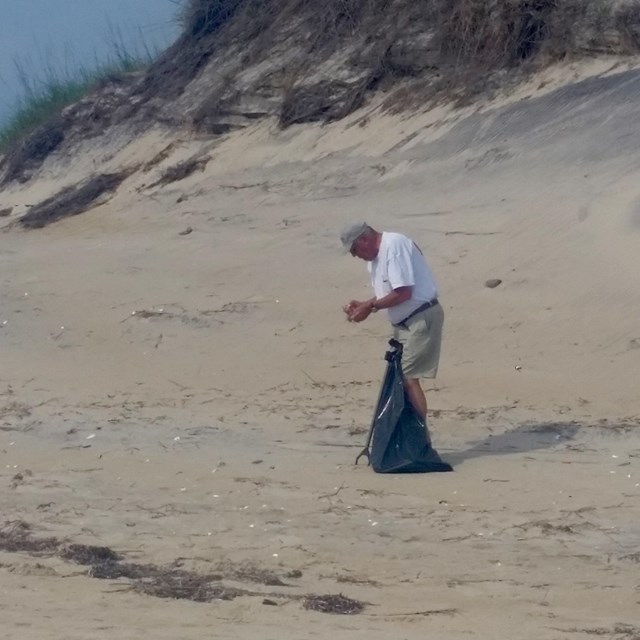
[{"x1": 404, "y1": 377, "x2": 427, "y2": 422}]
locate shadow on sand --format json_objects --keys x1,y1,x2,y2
[{"x1": 441, "y1": 421, "x2": 582, "y2": 467}]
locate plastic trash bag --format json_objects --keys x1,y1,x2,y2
[{"x1": 355, "y1": 339, "x2": 453, "y2": 474}]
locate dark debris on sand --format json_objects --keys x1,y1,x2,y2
[
  {"x1": 303, "y1": 593, "x2": 366, "y2": 615},
  {"x1": 0, "y1": 521, "x2": 363, "y2": 613},
  {"x1": 132, "y1": 572, "x2": 247, "y2": 603},
  {"x1": 147, "y1": 157, "x2": 209, "y2": 189},
  {"x1": 19, "y1": 171, "x2": 133, "y2": 229},
  {"x1": 0, "y1": 521, "x2": 60, "y2": 555},
  {"x1": 61, "y1": 543, "x2": 122, "y2": 565}
]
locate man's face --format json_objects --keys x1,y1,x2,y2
[{"x1": 350, "y1": 233, "x2": 378, "y2": 261}]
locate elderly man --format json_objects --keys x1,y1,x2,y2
[{"x1": 340, "y1": 221, "x2": 444, "y2": 425}]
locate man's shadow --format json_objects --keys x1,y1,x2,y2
[{"x1": 440, "y1": 421, "x2": 582, "y2": 467}]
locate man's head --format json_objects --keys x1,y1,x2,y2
[{"x1": 340, "y1": 221, "x2": 380, "y2": 261}]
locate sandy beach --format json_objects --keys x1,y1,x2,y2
[{"x1": 1, "y1": 61, "x2": 640, "y2": 639}]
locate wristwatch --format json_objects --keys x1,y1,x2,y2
[{"x1": 369, "y1": 300, "x2": 378, "y2": 313}]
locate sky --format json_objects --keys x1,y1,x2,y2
[{"x1": 0, "y1": 0, "x2": 182, "y2": 125}]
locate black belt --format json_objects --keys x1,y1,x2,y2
[{"x1": 394, "y1": 299, "x2": 439, "y2": 328}]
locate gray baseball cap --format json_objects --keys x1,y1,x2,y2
[{"x1": 340, "y1": 221, "x2": 368, "y2": 251}]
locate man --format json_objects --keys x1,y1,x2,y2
[{"x1": 340, "y1": 221, "x2": 444, "y2": 426}]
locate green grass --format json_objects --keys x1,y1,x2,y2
[
  {"x1": 0, "y1": 27, "x2": 161, "y2": 153},
  {"x1": 1, "y1": 78, "x2": 90, "y2": 151}
]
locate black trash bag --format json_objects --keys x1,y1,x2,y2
[{"x1": 355, "y1": 339, "x2": 453, "y2": 474}]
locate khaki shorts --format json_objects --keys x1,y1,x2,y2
[{"x1": 392, "y1": 303, "x2": 444, "y2": 379}]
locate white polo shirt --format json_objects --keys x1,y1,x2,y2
[{"x1": 367, "y1": 232, "x2": 438, "y2": 325}]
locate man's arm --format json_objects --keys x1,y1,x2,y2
[
  {"x1": 367, "y1": 286, "x2": 412, "y2": 311},
  {"x1": 347, "y1": 286, "x2": 412, "y2": 322}
]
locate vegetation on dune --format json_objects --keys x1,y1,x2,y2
[
  {"x1": 3, "y1": 0, "x2": 640, "y2": 185},
  {"x1": 5, "y1": 0, "x2": 640, "y2": 152},
  {"x1": 176, "y1": 0, "x2": 640, "y2": 64},
  {"x1": 0, "y1": 28, "x2": 161, "y2": 153},
  {"x1": 161, "y1": 0, "x2": 640, "y2": 124},
  {"x1": 160, "y1": 0, "x2": 640, "y2": 121}
]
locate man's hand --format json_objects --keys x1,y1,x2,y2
[
  {"x1": 342, "y1": 287, "x2": 411, "y2": 324},
  {"x1": 349, "y1": 302, "x2": 373, "y2": 322},
  {"x1": 343, "y1": 300, "x2": 373, "y2": 323},
  {"x1": 342, "y1": 300, "x2": 360, "y2": 317}
]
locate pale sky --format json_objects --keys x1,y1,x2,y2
[{"x1": 0, "y1": 0, "x2": 181, "y2": 125}]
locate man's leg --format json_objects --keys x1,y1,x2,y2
[
  {"x1": 397, "y1": 305, "x2": 443, "y2": 423},
  {"x1": 404, "y1": 377, "x2": 427, "y2": 422}
]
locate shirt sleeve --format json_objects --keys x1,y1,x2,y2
[{"x1": 386, "y1": 239, "x2": 415, "y2": 289}]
